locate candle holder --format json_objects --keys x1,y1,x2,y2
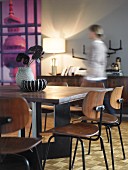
[
  {"x1": 72, "y1": 45, "x2": 87, "y2": 60},
  {"x1": 109, "y1": 40, "x2": 123, "y2": 52},
  {"x1": 107, "y1": 40, "x2": 123, "y2": 57}
]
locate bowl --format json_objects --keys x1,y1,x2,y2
[{"x1": 21, "y1": 79, "x2": 47, "y2": 92}]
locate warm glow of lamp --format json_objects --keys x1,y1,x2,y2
[
  {"x1": 43, "y1": 38, "x2": 65, "y2": 53},
  {"x1": 43, "y1": 38, "x2": 65, "y2": 75}
]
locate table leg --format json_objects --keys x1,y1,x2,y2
[
  {"x1": 42, "y1": 102, "x2": 71, "y2": 159},
  {"x1": 31, "y1": 102, "x2": 42, "y2": 137},
  {"x1": 31, "y1": 102, "x2": 71, "y2": 158}
]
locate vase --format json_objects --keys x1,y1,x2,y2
[{"x1": 16, "y1": 67, "x2": 34, "y2": 87}]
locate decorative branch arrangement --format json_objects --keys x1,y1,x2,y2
[
  {"x1": 16, "y1": 45, "x2": 44, "y2": 66},
  {"x1": 107, "y1": 40, "x2": 123, "y2": 57},
  {"x1": 72, "y1": 45, "x2": 87, "y2": 60}
]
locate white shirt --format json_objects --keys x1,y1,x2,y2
[{"x1": 86, "y1": 39, "x2": 107, "y2": 81}]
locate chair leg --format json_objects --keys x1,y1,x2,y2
[
  {"x1": 105, "y1": 126, "x2": 109, "y2": 143},
  {"x1": 100, "y1": 136, "x2": 109, "y2": 170},
  {"x1": 20, "y1": 155, "x2": 30, "y2": 170},
  {"x1": 71, "y1": 138, "x2": 79, "y2": 169},
  {"x1": 34, "y1": 146, "x2": 43, "y2": 170},
  {"x1": 108, "y1": 126, "x2": 115, "y2": 170},
  {"x1": 14, "y1": 154, "x2": 31, "y2": 170},
  {"x1": 28, "y1": 123, "x2": 32, "y2": 137},
  {"x1": 42, "y1": 135, "x2": 54, "y2": 169},
  {"x1": 69, "y1": 137, "x2": 73, "y2": 170},
  {"x1": 44, "y1": 113, "x2": 47, "y2": 132},
  {"x1": 88, "y1": 138, "x2": 91, "y2": 155},
  {"x1": 118, "y1": 125, "x2": 126, "y2": 160},
  {"x1": 79, "y1": 138, "x2": 85, "y2": 170}
]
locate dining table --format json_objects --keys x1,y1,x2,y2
[{"x1": 0, "y1": 85, "x2": 113, "y2": 159}]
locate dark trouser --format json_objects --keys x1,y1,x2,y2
[{"x1": 103, "y1": 92, "x2": 116, "y2": 115}]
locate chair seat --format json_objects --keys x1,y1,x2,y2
[
  {"x1": 0, "y1": 137, "x2": 42, "y2": 154},
  {"x1": 46, "y1": 122, "x2": 99, "y2": 138},
  {"x1": 102, "y1": 113, "x2": 118, "y2": 124}
]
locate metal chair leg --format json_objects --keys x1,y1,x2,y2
[
  {"x1": 28, "y1": 123, "x2": 32, "y2": 137},
  {"x1": 88, "y1": 138, "x2": 91, "y2": 155},
  {"x1": 105, "y1": 126, "x2": 109, "y2": 143},
  {"x1": 34, "y1": 146, "x2": 43, "y2": 170},
  {"x1": 44, "y1": 113, "x2": 47, "y2": 132},
  {"x1": 79, "y1": 138, "x2": 85, "y2": 170},
  {"x1": 22, "y1": 156, "x2": 30, "y2": 170},
  {"x1": 14, "y1": 154, "x2": 30, "y2": 170},
  {"x1": 108, "y1": 126, "x2": 115, "y2": 170},
  {"x1": 118, "y1": 125, "x2": 126, "y2": 160},
  {"x1": 100, "y1": 136, "x2": 109, "y2": 170},
  {"x1": 69, "y1": 137, "x2": 73, "y2": 170},
  {"x1": 71, "y1": 138, "x2": 79, "y2": 169},
  {"x1": 42, "y1": 135, "x2": 54, "y2": 169}
]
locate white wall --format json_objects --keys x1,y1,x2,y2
[{"x1": 41, "y1": 0, "x2": 128, "y2": 75}]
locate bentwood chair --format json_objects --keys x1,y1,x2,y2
[
  {"x1": 42, "y1": 91, "x2": 109, "y2": 170},
  {"x1": 0, "y1": 97, "x2": 42, "y2": 170},
  {"x1": 88, "y1": 86, "x2": 125, "y2": 170},
  {"x1": 28, "y1": 81, "x2": 68, "y2": 137}
]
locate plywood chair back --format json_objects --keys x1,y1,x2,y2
[
  {"x1": 71, "y1": 81, "x2": 104, "y2": 108},
  {"x1": 0, "y1": 97, "x2": 30, "y2": 134},
  {"x1": 82, "y1": 91, "x2": 106, "y2": 119},
  {"x1": 48, "y1": 82, "x2": 68, "y2": 86},
  {"x1": 110, "y1": 86, "x2": 123, "y2": 109},
  {"x1": 80, "y1": 80, "x2": 105, "y2": 88}
]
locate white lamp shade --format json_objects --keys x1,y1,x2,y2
[{"x1": 43, "y1": 38, "x2": 65, "y2": 53}]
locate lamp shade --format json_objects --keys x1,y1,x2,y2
[{"x1": 43, "y1": 38, "x2": 65, "y2": 53}]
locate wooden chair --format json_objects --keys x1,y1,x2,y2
[
  {"x1": 28, "y1": 81, "x2": 68, "y2": 137},
  {"x1": 70, "y1": 80, "x2": 105, "y2": 116},
  {"x1": 0, "y1": 97, "x2": 42, "y2": 170},
  {"x1": 42, "y1": 91, "x2": 109, "y2": 170},
  {"x1": 88, "y1": 86, "x2": 125, "y2": 170}
]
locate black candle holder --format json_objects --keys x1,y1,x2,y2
[
  {"x1": 72, "y1": 45, "x2": 87, "y2": 60},
  {"x1": 109, "y1": 40, "x2": 123, "y2": 52},
  {"x1": 107, "y1": 50, "x2": 116, "y2": 57},
  {"x1": 107, "y1": 40, "x2": 123, "y2": 57}
]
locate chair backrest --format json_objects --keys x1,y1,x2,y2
[
  {"x1": 82, "y1": 91, "x2": 106, "y2": 119},
  {"x1": 0, "y1": 97, "x2": 30, "y2": 134},
  {"x1": 80, "y1": 80, "x2": 105, "y2": 88},
  {"x1": 47, "y1": 82, "x2": 68, "y2": 86},
  {"x1": 110, "y1": 86, "x2": 124, "y2": 109}
]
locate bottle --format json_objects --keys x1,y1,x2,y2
[
  {"x1": 111, "y1": 63, "x2": 115, "y2": 71},
  {"x1": 116, "y1": 57, "x2": 121, "y2": 70},
  {"x1": 114, "y1": 63, "x2": 119, "y2": 71}
]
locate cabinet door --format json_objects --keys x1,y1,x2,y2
[{"x1": 107, "y1": 77, "x2": 128, "y2": 104}]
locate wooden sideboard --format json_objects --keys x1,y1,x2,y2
[{"x1": 38, "y1": 75, "x2": 128, "y2": 105}]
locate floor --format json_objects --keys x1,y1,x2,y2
[{"x1": 4, "y1": 113, "x2": 128, "y2": 170}]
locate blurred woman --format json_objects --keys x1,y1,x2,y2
[
  {"x1": 86, "y1": 24, "x2": 115, "y2": 114},
  {"x1": 86, "y1": 24, "x2": 107, "y2": 81}
]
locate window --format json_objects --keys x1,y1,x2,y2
[{"x1": 0, "y1": 0, "x2": 41, "y2": 84}]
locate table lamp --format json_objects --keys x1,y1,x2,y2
[{"x1": 43, "y1": 38, "x2": 65, "y2": 75}]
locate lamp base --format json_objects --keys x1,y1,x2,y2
[{"x1": 52, "y1": 66, "x2": 57, "y2": 76}]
